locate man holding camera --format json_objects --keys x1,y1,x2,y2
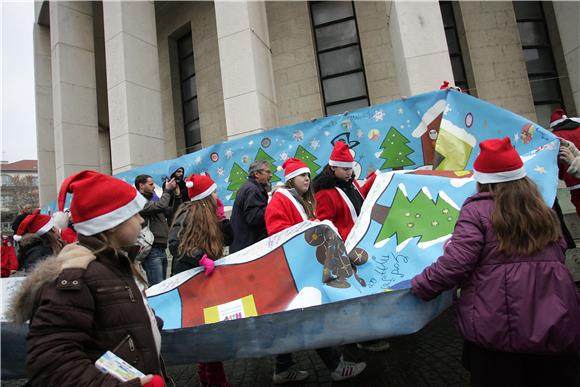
[{"x1": 135, "y1": 174, "x2": 181, "y2": 285}]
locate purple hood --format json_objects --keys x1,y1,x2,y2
[{"x1": 412, "y1": 192, "x2": 580, "y2": 354}]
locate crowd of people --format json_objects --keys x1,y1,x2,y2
[{"x1": 3, "y1": 107, "x2": 580, "y2": 386}]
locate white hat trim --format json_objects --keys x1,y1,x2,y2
[
  {"x1": 473, "y1": 166, "x2": 526, "y2": 184},
  {"x1": 36, "y1": 218, "x2": 54, "y2": 236},
  {"x1": 74, "y1": 191, "x2": 147, "y2": 236},
  {"x1": 191, "y1": 183, "x2": 217, "y2": 201},
  {"x1": 550, "y1": 116, "x2": 568, "y2": 128},
  {"x1": 329, "y1": 159, "x2": 354, "y2": 168},
  {"x1": 285, "y1": 167, "x2": 310, "y2": 182}
]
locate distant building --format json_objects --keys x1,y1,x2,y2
[
  {"x1": 0, "y1": 160, "x2": 39, "y2": 235},
  {"x1": 32, "y1": 1, "x2": 579, "y2": 211}
]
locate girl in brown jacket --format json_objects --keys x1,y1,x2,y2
[{"x1": 11, "y1": 171, "x2": 165, "y2": 387}]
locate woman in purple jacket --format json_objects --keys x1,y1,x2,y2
[{"x1": 412, "y1": 137, "x2": 580, "y2": 387}]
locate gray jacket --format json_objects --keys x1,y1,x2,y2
[{"x1": 139, "y1": 190, "x2": 180, "y2": 245}]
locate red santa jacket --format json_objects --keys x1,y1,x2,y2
[
  {"x1": 265, "y1": 188, "x2": 310, "y2": 236},
  {"x1": 1, "y1": 238, "x2": 18, "y2": 277},
  {"x1": 313, "y1": 173, "x2": 374, "y2": 241}
]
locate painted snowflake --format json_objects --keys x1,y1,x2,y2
[
  {"x1": 324, "y1": 130, "x2": 331, "y2": 137},
  {"x1": 194, "y1": 156, "x2": 202, "y2": 165},
  {"x1": 241, "y1": 155, "x2": 250, "y2": 164},
  {"x1": 310, "y1": 138, "x2": 320, "y2": 150},
  {"x1": 444, "y1": 104, "x2": 452, "y2": 114},
  {"x1": 513, "y1": 133, "x2": 520, "y2": 143},
  {"x1": 357, "y1": 129, "x2": 364, "y2": 138},
  {"x1": 398, "y1": 107, "x2": 404, "y2": 115},
  {"x1": 248, "y1": 140, "x2": 254, "y2": 146},
  {"x1": 279, "y1": 151, "x2": 289, "y2": 161},
  {"x1": 225, "y1": 148, "x2": 234, "y2": 159},
  {"x1": 373, "y1": 109, "x2": 385, "y2": 122},
  {"x1": 293, "y1": 130, "x2": 304, "y2": 141},
  {"x1": 217, "y1": 167, "x2": 225, "y2": 176},
  {"x1": 534, "y1": 165, "x2": 546, "y2": 174}
]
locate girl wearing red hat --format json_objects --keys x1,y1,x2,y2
[
  {"x1": 412, "y1": 138, "x2": 580, "y2": 386},
  {"x1": 265, "y1": 158, "x2": 367, "y2": 383},
  {"x1": 11, "y1": 171, "x2": 166, "y2": 387},
  {"x1": 312, "y1": 141, "x2": 376, "y2": 241},
  {"x1": 13, "y1": 209, "x2": 64, "y2": 272},
  {"x1": 168, "y1": 173, "x2": 232, "y2": 387}
]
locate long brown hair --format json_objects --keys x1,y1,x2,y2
[
  {"x1": 479, "y1": 177, "x2": 561, "y2": 256},
  {"x1": 286, "y1": 176, "x2": 317, "y2": 218},
  {"x1": 173, "y1": 197, "x2": 224, "y2": 260}
]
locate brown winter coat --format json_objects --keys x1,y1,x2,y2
[{"x1": 10, "y1": 235, "x2": 163, "y2": 387}]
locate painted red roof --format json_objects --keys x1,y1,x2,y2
[{"x1": 0, "y1": 160, "x2": 38, "y2": 172}]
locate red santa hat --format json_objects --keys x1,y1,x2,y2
[
  {"x1": 277, "y1": 158, "x2": 310, "y2": 182},
  {"x1": 329, "y1": 141, "x2": 354, "y2": 168},
  {"x1": 14, "y1": 209, "x2": 54, "y2": 241},
  {"x1": 473, "y1": 137, "x2": 526, "y2": 184},
  {"x1": 185, "y1": 174, "x2": 217, "y2": 201},
  {"x1": 550, "y1": 108, "x2": 568, "y2": 129},
  {"x1": 58, "y1": 170, "x2": 147, "y2": 236}
]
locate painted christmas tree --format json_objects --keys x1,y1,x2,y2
[
  {"x1": 375, "y1": 184, "x2": 459, "y2": 248},
  {"x1": 227, "y1": 162, "x2": 248, "y2": 200},
  {"x1": 294, "y1": 145, "x2": 321, "y2": 178},
  {"x1": 254, "y1": 148, "x2": 281, "y2": 183},
  {"x1": 379, "y1": 127, "x2": 415, "y2": 170}
]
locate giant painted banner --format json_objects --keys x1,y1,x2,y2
[{"x1": 143, "y1": 89, "x2": 558, "y2": 330}]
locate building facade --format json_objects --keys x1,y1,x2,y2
[
  {"x1": 0, "y1": 160, "x2": 39, "y2": 235},
  {"x1": 33, "y1": 1, "x2": 580, "y2": 208}
]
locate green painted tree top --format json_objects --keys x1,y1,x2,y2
[
  {"x1": 375, "y1": 186, "x2": 459, "y2": 246},
  {"x1": 227, "y1": 162, "x2": 248, "y2": 200},
  {"x1": 379, "y1": 127, "x2": 415, "y2": 170},
  {"x1": 255, "y1": 148, "x2": 281, "y2": 183},
  {"x1": 294, "y1": 145, "x2": 321, "y2": 178}
]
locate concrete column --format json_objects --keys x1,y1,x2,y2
[
  {"x1": 389, "y1": 0, "x2": 454, "y2": 96},
  {"x1": 458, "y1": 1, "x2": 536, "y2": 120},
  {"x1": 102, "y1": 1, "x2": 165, "y2": 174},
  {"x1": 553, "y1": 2, "x2": 580, "y2": 115},
  {"x1": 215, "y1": 0, "x2": 278, "y2": 138},
  {"x1": 33, "y1": 24, "x2": 56, "y2": 206},
  {"x1": 49, "y1": 2, "x2": 101, "y2": 186}
]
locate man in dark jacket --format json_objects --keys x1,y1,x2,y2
[
  {"x1": 162, "y1": 164, "x2": 190, "y2": 225},
  {"x1": 230, "y1": 160, "x2": 272, "y2": 253},
  {"x1": 135, "y1": 174, "x2": 179, "y2": 285}
]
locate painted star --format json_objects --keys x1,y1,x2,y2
[
  {"x1": 324, "y1": 130, "x2": 330, "y2": 137},
  {"x1": 248, "y1": 140, "x2": 254, "y2": 146},
  {"x1": 534, "y1": 165, "x2": 546, "y2": 174}
]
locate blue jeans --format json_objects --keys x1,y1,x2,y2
[{"x1": 143, "y1": 245, "x2": 168, "y2": 286}]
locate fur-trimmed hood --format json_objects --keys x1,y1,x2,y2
[
  {"x1": 9, "y1": 243, "x2": 96, "y2": 324},
  {"x1": 312, "y1": 172, "x2": 355, "y2": 193}
]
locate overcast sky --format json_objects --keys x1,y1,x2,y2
[{"x1": 1, "y1": 0, "x2": 36, "y2": 163}]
